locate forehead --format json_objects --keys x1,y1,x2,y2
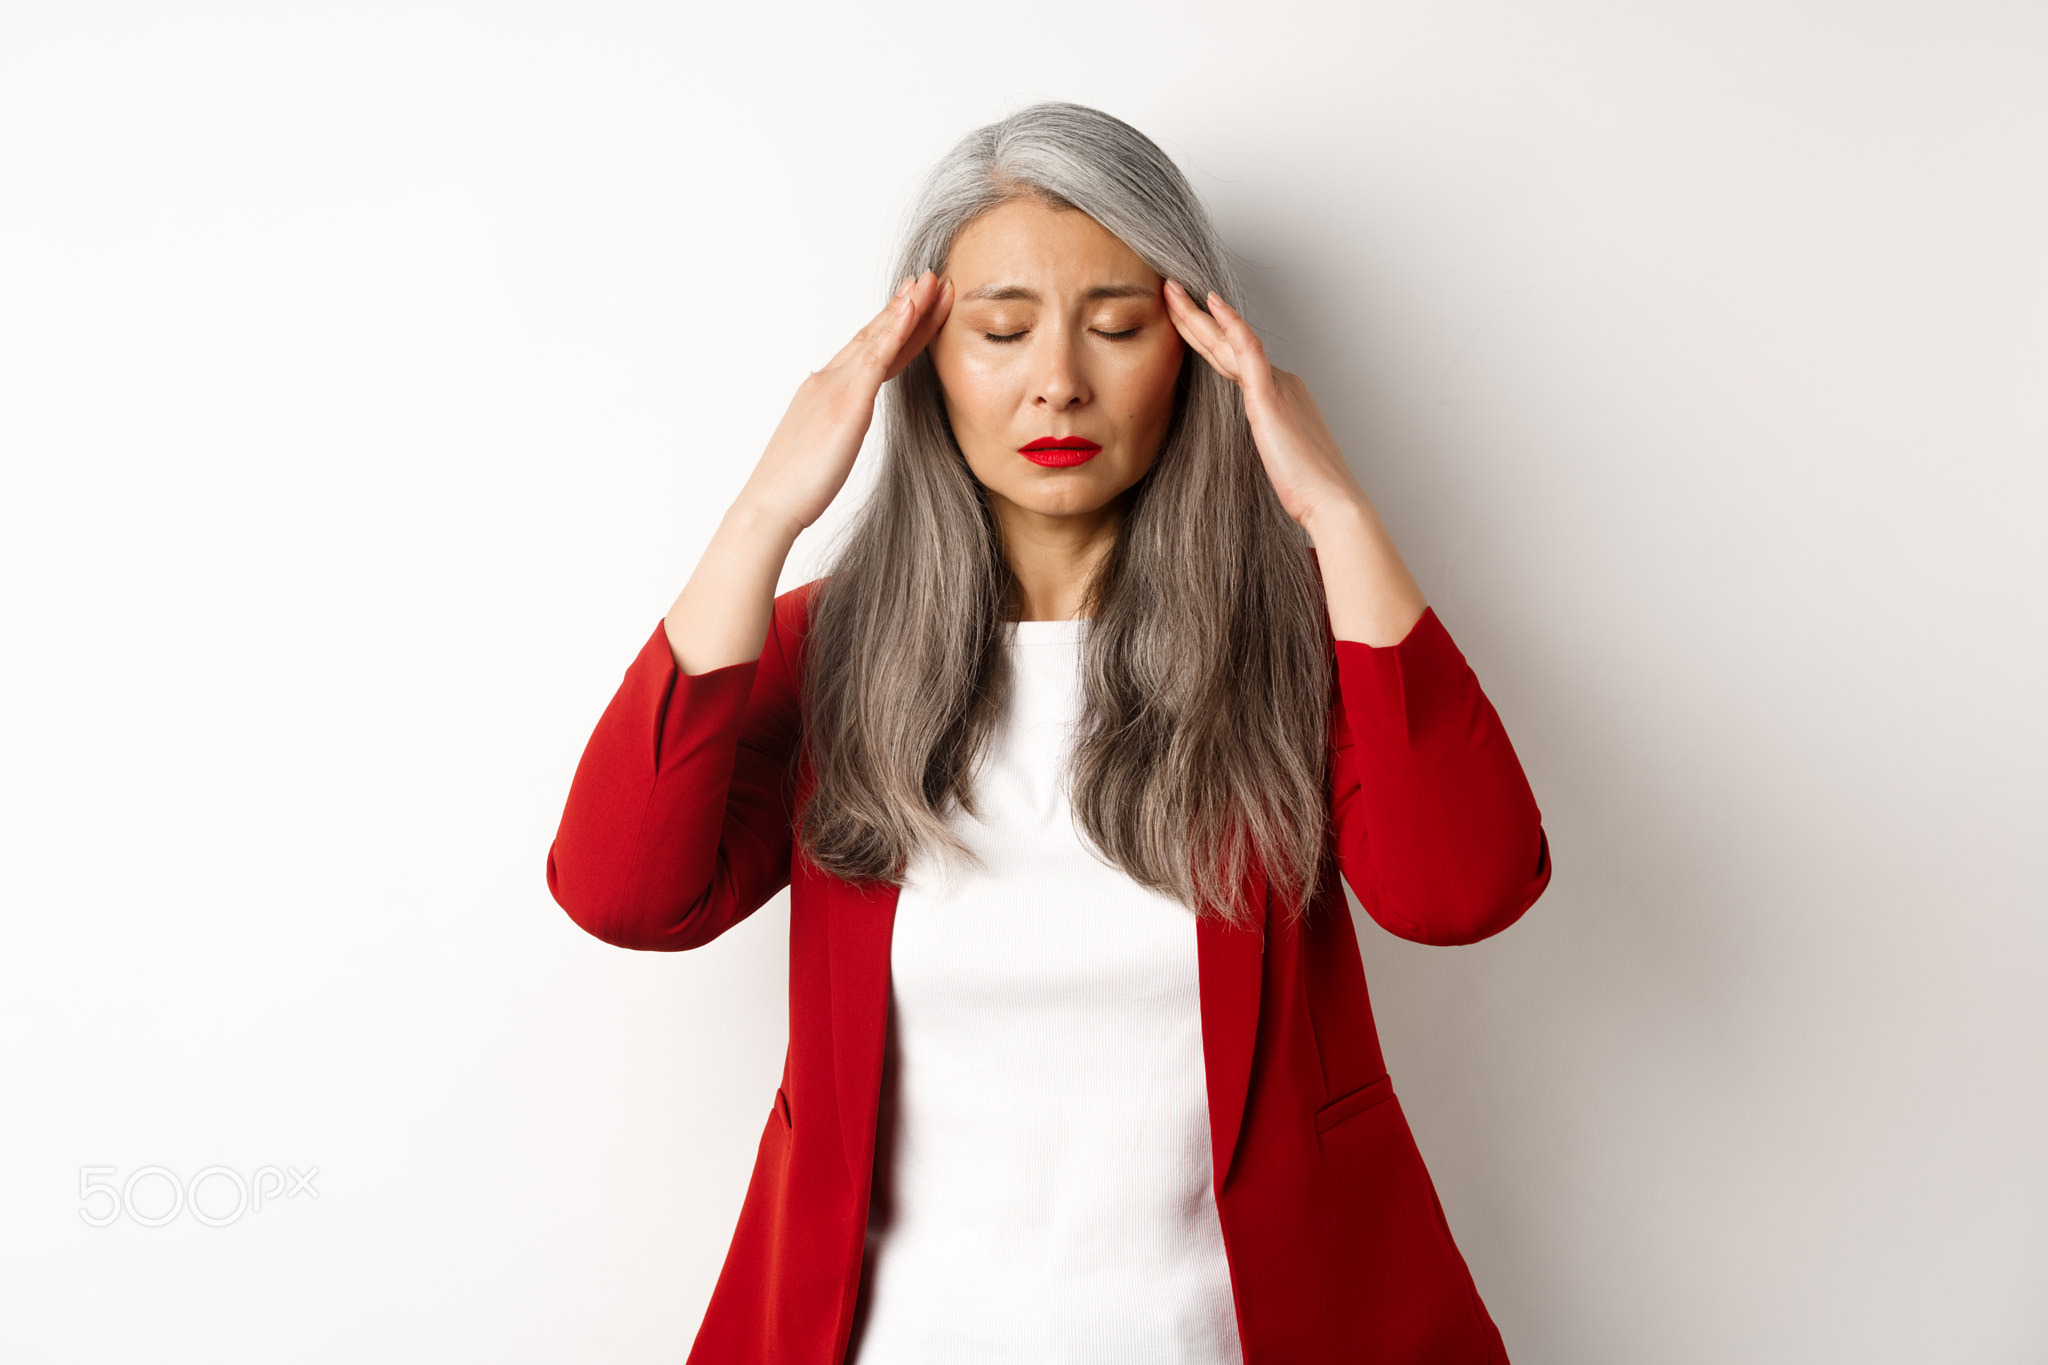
[{"x1": 943, "y1": 197, "x2": 1159, "y2": 296}]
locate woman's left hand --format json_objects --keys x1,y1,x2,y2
[
  {"x1": 1164, "y1": 279, "x2": 1428, "y2": 646},
  {"x1": 1163, "y1": 279, "x2": 1367, "y2": 530}
]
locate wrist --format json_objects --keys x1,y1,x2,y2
[
  {"x1": 1300, "y1": 489, "x2": 1379, "y2": 545},
  {"x1": 723, "y1": 495, "x2": 807, "y2": 550}
]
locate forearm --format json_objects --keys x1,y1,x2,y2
[
  {"x1": 1302, "y1": 494, "x2": 1429, "y2": 648},
  {"x1": 664, "y1": 498, "x2": 804, "y2": 675},
  {"x1": 661, "y1": 271, "x2": 949, "y2": 677}
]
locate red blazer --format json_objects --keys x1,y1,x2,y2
[{"x1": 548, "y1": 581, "x2": 1552, "y2": 1364}]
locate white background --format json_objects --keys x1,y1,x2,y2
[{"x1": 3, "y1": 1, "x2": 2043, "y2": 1360}]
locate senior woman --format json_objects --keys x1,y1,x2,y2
[{"x1": 547, "y1": 102, "x2": 1553, "y2": 1365}]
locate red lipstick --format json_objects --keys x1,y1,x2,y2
[{"x1": 1018, "y1": 436, "x2": 1103, "y2": 468}]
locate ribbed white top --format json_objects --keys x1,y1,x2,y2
[{"x1": 848, "y1": 618, "x2": 1243, "y2": 1364}]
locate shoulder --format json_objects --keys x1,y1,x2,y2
[
  {"x1": 771, "y1": 578, "x2": 825, "y2": 639},
  {"x1": 763, "y1": 578, "x2": 827, "y2": 680}
]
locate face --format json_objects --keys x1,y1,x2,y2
[{"x1": 930, "y1": 197, "x2": 1185, "y2": 531}]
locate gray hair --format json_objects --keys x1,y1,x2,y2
[{"x1": 799, "y1": 102, "x2": 1332, "y2": 928}]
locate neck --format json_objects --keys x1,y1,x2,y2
[{"x1": 992, "y1": 496, "x2": 1123, "y2": 622}]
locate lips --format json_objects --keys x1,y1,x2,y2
[{"x1": 1018, "y1": 436, "x2": 1103, "y2": 468}]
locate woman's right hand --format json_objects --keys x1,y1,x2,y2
[
  {"x1": 661, "y1": 270, "x2": 951, "y2": 676},
  {"x1": 734, "y1": 269, "x2": 953, "y2": 536}
]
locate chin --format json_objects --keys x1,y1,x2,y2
[
  {"x1": 1033, "y1": 497, "x2": 1117, "y2": 520},
  {"x1": 999, "y1": 478, "x2": 1126, "y2": 519},
  {"x1": 982, "y1": 459, "x2": 1149, "y2": 518}
]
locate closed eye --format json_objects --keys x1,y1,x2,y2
[
  {"x1": 1095, "y1": 328, "x2": 1139, "y2": 340},
  {"x1": 984, "y1": 330, "x2": 1027, "y2": 343}
]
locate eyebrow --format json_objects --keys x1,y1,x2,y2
[{"x1": 964, "y1": 283, "x2": 1155, "y2": 302}]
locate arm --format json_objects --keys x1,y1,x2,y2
[
  {"x1": 545, "y1": 591, "x2": 808, "y2": 950},
  {"x1": 1326, "y1": 608, "x2": 1551, "y2": 945},
  {"x1": 547, "y1": 270, "x2": 955, "y2": 946},
  {"x1": 663, "y1": 270, "x2": 952, "y2": 674},
  {"x1": 1164, "y1": 281, "x2": 1551, "y2": 943}
]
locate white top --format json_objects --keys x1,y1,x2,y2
[{"x1": 848, "y1": 618, "x2": 1244, "y2": 1365}]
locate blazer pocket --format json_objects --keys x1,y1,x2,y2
[
  {"x1": 1314, "y1": 1074, "x2": 1395, "y2": 1134},
  {"x1": 774, "y1": 1087, "x2": 792, "y2": 1129}
]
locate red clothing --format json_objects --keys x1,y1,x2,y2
[{"x1": 548, "y1": 582, "x2": 1552, "y2": 1364}]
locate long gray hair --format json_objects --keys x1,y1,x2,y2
[{"x1": 799, "y1": 102, "x2": 1332, "y2": 928}]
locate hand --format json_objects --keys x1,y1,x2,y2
[
  {"x1": 735, "y1": 270, "x2": 953, "y2": 535},
  {"x1": 1163, "y1": 279, "x2": 1366, "y2": 531},
  {"x1": 662, "y1": 270, "x2": 950, "y2": 675},
  {"x1": 1163, "y1": 279, "x2": 1426, "y2": 645}
]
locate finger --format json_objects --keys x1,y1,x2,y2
[
  {"x1": 1206, "y1": 292, "x2": 1268, "y2": 362},
  {"x1": 836, "y1": 271, "x2": 928, "y2": 368},
  {"x1": 871, "y1": 268, "x2": 948, "y2": 369},
  {"x1": 829, "y1": 288, "x2": 915, "y2": 370},
  {"x1": 1165, "y1": 279, "x2": 1231, "y2": 355},
  {"x1": 1165, "y1": 279, "x2": 1237, "y2": 379},
  {"x1": 905, "y1": 268, "x2": 945, "y2": 335},
  {"x1": 887, "y1": 275, "x2": 952, "y2": 379},
  {"x1": 881, "y1": 273, "x2": 944, "y2": 377},
  {"x1": 1167, "y1": 304, "x2": 1227, "y2": 375},
  {"x1": 862, "y1": 286, "x2": 922, "y2": 371},
  {"x1": 1204, "y1": 291, "x2": 1279, "y2": 401}
]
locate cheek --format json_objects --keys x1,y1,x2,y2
[
  {"x1": 1112, "y1": 335, "x2": 1186, "y2": 436},
  {"x1": 932, "y1": 337, "x2": 1015, "y2": 440}
]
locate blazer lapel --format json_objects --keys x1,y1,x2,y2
[
  {"x1": 1197, "y1": 888, "x2": 1267, "y2": 1196},
  {"x1": 827, "y1": 876, "x2": 899, "y2": 1190}
]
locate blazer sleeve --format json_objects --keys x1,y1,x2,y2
[
  {"x1": 1327, "y1": 606, "x2": 1552, "y2": 946},
  {"x1": 544, "y1": 587, "x2": 810, "y2": 951}
]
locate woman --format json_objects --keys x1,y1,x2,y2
[{"x1": 548, "y1": 103, "x2": 1552, "y2": 1364}]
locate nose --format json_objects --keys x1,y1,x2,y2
[{"x1": 1032, "y1": 330, "x2": 1090, "y2": 413}]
